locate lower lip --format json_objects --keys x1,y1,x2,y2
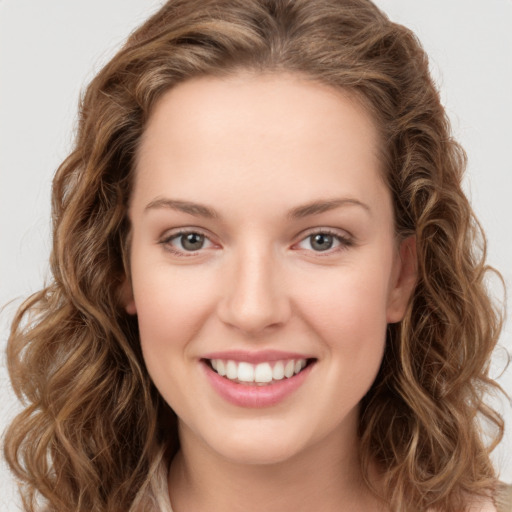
[{"x1": 202, "y1": 361, "x2": 314, "y2": 408}]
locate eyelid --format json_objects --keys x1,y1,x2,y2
[
  {"x1": 293, "y1": 227, "x2": 354, "y2": 254},
  {"x1": 158, "y1": 226, "x2": 355, "y2": 257},
  {"x1": 159, "y1": 227, "x2": 217, "y2": 256},
  {"x1": 298, "y1": 226, "x2": 353, "y2": 239}
]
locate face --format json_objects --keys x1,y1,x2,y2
[{"x1": 126, "y1": 73, "x2": 416, "y2": 465}]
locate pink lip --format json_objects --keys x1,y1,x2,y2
[
  {"x1": 201, "y1": 350, "x2": 314, "y2": 364},
  {"x1": 201, "y1": 359, "x2": 315, "y2": 408}
]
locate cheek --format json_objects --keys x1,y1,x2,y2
[
  {"x1": 294, "y1": 258, "x2": 392, "y2": 385},
  {"x1": 131, "y1": 262, "x2": 217, "y2": 364},
  {"x1": 300, "y1": 266, "x2": 391, "y2": 336}
]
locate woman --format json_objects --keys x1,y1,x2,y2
[{"x1": 3, "y1": 0, "x2": 510, "y2": 511}]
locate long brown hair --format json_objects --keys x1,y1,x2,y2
[{"x1": 4, "y1": 1, "x2": 506, "y2": 511}]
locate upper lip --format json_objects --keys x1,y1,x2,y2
[{"x1": 201, "y1": 350, "x2": 316, "y2": 364}]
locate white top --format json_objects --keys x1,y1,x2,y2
[{"x1": 159, "y1": 458, "x2": 508, "y2": 512}]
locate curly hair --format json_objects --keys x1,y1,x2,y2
[{"x1": 4, "y1": 0, "x2": 506, "y2": 511}]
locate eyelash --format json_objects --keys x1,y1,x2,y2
[{"x1": 159, "y1": 228, "x2": 354, "y2": 258}]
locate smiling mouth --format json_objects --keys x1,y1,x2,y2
[{"x1": 203, "y1": 358, "x2": 317, "y2": 386}]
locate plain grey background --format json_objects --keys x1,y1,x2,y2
[{"x1": 1, "y1": 0, "x2": 511, "y2": 509}]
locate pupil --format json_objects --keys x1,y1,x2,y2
[
  {"x1": 311, "y1": 233, "x2": 333, "y2": 251},
  {"x1": 182, "y1": 233, "x2": 204, "y2": 250}
]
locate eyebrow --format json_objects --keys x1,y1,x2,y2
[
  {"x1": 145, "y1": 198, "x2": 219, "y2": 218},
  {"x1": 144, "y1": 197, "x2": 371, "y2": 219},
  {"x1": 286, "y1": 198, "x2": 371, "y2": 219}
]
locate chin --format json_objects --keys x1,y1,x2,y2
[
  {"x1": 218, "y1": 441, "x2": 302, "y2": 466},
  {"x1": 203, "y1": 422, "x2": 311, "y2": 466}
]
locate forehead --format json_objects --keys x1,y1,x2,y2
[
  {"x1": 139, "y1": 72, "x2": 381, "y2": 160},
  {"x1": 133, "y1": 73, "x2": 389, "y2": 219}
]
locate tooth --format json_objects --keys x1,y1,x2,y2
[
  {"x1": 216, "y1": 360, "x2": 226, "y2": 376},
  {"x1": 213, "y1": 358, "x2": 308, "y2": 382},
  {"x1": 226, "y1": 360, "x2": 238, "y2": 380},
  {"x1": 254, "y1": 362, "x2": 273, "y2": 383},
  {"x1": 284, "y1": 360, "x2": 295, "y2": 378},
  {"x1": 294, "y1": 359, "x2": 307, "y2": 374},
  {"x1": 272, "y1": 361, "x2": 285, "y2": 380},
  {"x1": 237, "y1": 362, "x2": 255, "y2": 382}
]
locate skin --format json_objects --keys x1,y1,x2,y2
[{"x1": 124, "y1": 72, "x2": 418, "y2": 512}]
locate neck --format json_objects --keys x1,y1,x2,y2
[{"x1": 168, "y1": 420, "x2": 384, "y2": 512}]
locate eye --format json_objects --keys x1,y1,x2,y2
[
  {"x1": 160, "y1": 230, "x2": 215, "y2": 256},
  {"x1": 296, "y1": 230, "x2": 353, "y2": 253}
]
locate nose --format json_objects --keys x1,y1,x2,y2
[{"x1": 216, "y1": 246, "x2": 291, "y2": 336}]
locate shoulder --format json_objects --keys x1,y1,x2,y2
[
  {"x1": 466, "y1": 482, "x2": 512, "y2": 512},
  {"x1": 458, "y1": 496, "x2": 496, "y2": 512},
  {"x1": 427, "y1": 484, "x2": 512, "y2": 512},
  {"x1": 475, "y1": 499, "x2": 499, "y2": 512},
  {"x1": 493, "y1": 481, "x2": 512, "y2": 512}
]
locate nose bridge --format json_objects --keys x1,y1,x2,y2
[{"x1": 218, "y1": 239, "x2": 290, "y2": 334}]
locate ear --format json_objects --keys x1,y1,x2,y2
[
  {"x1": 119, "y1": 277, "x2": 137, "y2": 315},
  {"x1": 386, "y1": 235, "x2": 417, "y2": 323}
]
